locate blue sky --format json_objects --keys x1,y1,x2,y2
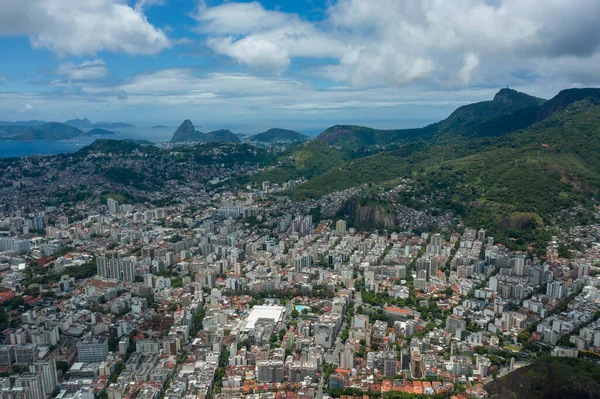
[{"x1": 1, "y1": 0, "x2": 600, "y2": 132}]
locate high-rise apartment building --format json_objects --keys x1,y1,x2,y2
[
  {"x1": 335, "y1": 220, "x2": 347, "y2": 234},
  {"x1": 76, "y1": 336, "x2": 108, "y2": 363},
  {"x1": 29, "y1": 360, "x2": 58, "y2": 398},
  {"x1": 96, "y1": 256, "x2": 135, "y2": 282}
]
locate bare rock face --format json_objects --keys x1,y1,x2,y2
[
  {"x1": 171, "y1": 119, "x2": 196, "y2": 142},
  {"x1": 343, "y1": 197, "x2": 398, "y2": 230}
]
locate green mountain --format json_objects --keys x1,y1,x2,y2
[
  {"x1": 296, "y1": 97, "x2": 600, "y2": 200},
  {"x1": 286, "y1": 91, "x2": 600, "y2": 244},
  {"x1": 485, "y1": 357, "x2": 600, "y2": 399},
  {"x1": 0, "y1": 122, "x2": 83, "y2": 140},
  {"x1": 248, "y1": 128, "x2": 308, "y2": 143},
  {"x1": 247, "y1": 140, "x2": 348, "y2": 185},
  {"x1": 315, "y1": 88, "x2": 546, "y2": 150},
  {"x1": 431, "y1": 88, "x2": 545, "y2": 139},
  {"x1": 203, "y1": 129, "x2": 241, "y2": 143},
  {"x1": 315, "y1": 124, "x2": 431, "y2": 150},
  {"x1": 170, "y1": 120, "x2": 240, "y2": 143}
]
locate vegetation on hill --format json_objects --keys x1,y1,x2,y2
[
  {"x1": 485, "y1": 357, "x2": 600, "y2": 399},
  {"x1": 287, "y1": 98, "x2": 600, "y2": 244},
  {"x1": 80, "y1": 139, "x2": 156, "y2": 154},
  {"x1": 248, "y1": 128, "x2": 308, "y2": 143},
  {"x1": 189, "y1": 143, "x2": 273, "y2": 166},
  {"x1": 247, "y1": 140, "x2": 348, "y2": 185},
  {"x1": 315, "y1": 124, "x2": 433, "y2": 150},
  {"x1": 314, "y1": 88, "x2": 600, "y2": 152},
  {"x1": 314, "y1": 88, "x2": 546, "y2": 150},
  {"x1": 203, "y1": 129, "x2": 241, "y2": 143}
]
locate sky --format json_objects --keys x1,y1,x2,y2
[{"x1": 1, "y1": 0, "x2": 600, "y2": 132}]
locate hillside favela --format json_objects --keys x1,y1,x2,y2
[{"x1": 2, "y1": 2, "x2": 600, "y2": 399}]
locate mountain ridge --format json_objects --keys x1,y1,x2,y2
[
  {"x1": 170, "y1": 120, "x2": 241, "y2": 143},
  {"x1": 315, "y1": 88, "x2": 547, "y2": 149},
  {"x1": 64, "y1": 118, "x2": 135, "y2": 129},
  {"x1": 0, "y1": 122, "x2": 84, "y2": 140},
  {"x1": 285, "y1": 96, "x2": 600, "y2": 245}
]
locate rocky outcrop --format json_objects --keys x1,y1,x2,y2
[
  {"x1": 170, "y1": 121, "x2": 241, "y2": 143},
  {"x1": 342, "y1": 197, "x2": 398, "y2": 230},
  {"x1": 171, "y1": 120, "x2": 197, "y2": 142}
]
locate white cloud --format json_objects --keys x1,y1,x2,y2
[
  {"x1": 57, "y1": 59, "x2": 108, "y2": 80},
  {"x1": 207, "y1": 36, "x2": 291, "y2": 73},
  {"x1": 18, "y1": 103, "x2": 34, "y2": 113},
  {"x1": 0, "y1": 0, "x2": 170, "y2": 56},
  {"x1": 28, "y1": 68, "x2": 508, "y2": 116},
  {"x1": 194, "y1": 0, "x2": 600, "y2": 87},
  {"x1": 0, "y1": 76, "x2": 7, "y2": 84},
  {"x1": 2, "y1": 66, "x2": 573, "y2": 128},
  {"x1": 458, "y1": 53, "x2": 480, "y2": 86},
  {"x1": 194, "y1": 1, "x2": 348, "y2": 73},
  {"x1": 193, "y1": 1, "x2": 294, "y2": 35},
  {"x1": 135, "y1": 0, "x2": 164, "y2": 12}
]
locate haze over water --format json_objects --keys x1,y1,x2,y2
[{"x1": 0, "y1": 127, "x2": 174, "y2": 158}]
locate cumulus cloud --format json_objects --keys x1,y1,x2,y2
[
  {"x1": 0, "y1": 0, "x2": 170, "y2": 56},
  {"x1": 193, "y1": 1, "x2": 294, "y2": 35},
  {"x1": 194, "y1": 1, "x2": 347, "y2": 74},
  {"x1": 458, "y1": 53, "x2": 480, "y2": 86},
  {"x1": 57, "y1": 59, "x2": 108, "y2": 80},
  {"x1": 193, "y1": 0, "x2": 600, "y2": 87},
  {"x1": 18, "y1": 103, "x2": 34, "y2": 113}
]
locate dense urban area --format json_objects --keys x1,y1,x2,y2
[{"x1": 1, "y1": 135, "x2": 600, "y2": 399}]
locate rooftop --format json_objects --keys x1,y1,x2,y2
[{"x1": 244, "y1": 305, "x2": 285, "y2": 331}]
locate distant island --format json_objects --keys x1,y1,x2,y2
[
  {"x1": 152, "y1": 125, "x2": 168, "y2": 129},
  {"x1": 0, "y1": 122, "x2": 115, "y2": 141},
  {"x1": 64, "y1": 118, "x2": 135, "y2": 129}
]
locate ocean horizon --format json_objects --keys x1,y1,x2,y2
[{"x1": 0, "y1": 127, "x2": 174, "y2": 159}]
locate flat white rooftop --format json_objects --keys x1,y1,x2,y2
[{"x1": 244, "y1": 305, "x2": 285, "y2": 331}]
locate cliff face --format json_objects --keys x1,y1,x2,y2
[
  {"x1": 342, "y1": 197, "x2": 398, "y2": 230},
  {"x1": 485, "y1": 358, "x2": 600, "y2": 399},
  {"x1": 171, "y1": 120, "x2": 199, "y2": 142}
]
